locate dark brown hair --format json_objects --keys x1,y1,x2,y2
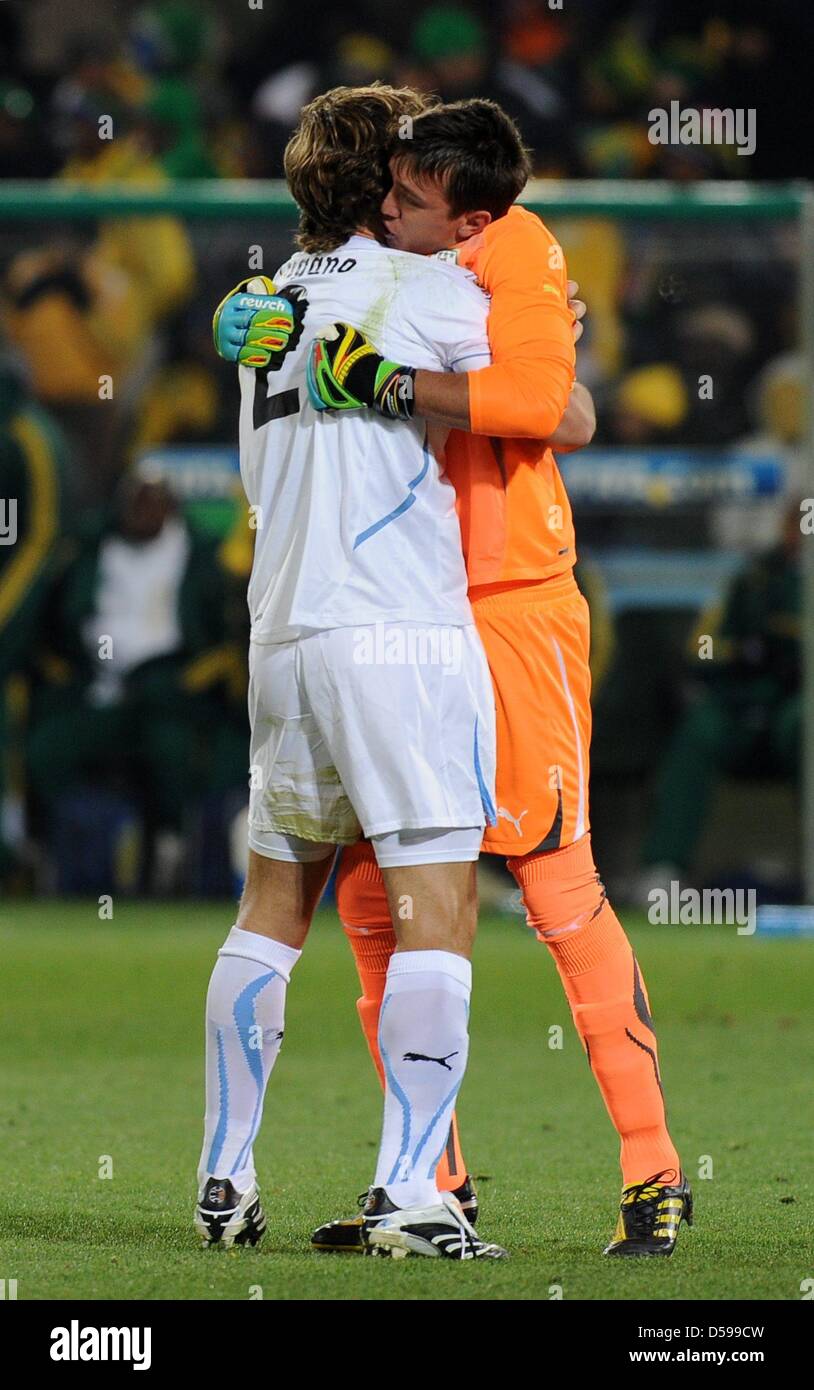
[
  {"x1": 390, "y1": 98, "x2": 531, "y2": 220},
  {"x1": 284, "y1": 84, "x2": 434, "y2": 253}
]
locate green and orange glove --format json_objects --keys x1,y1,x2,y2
[
  {"x1": 307, "y1": 323, "x2": 417, "y2": 421},
  {"x1": 212, "y1": 276, "x2": 305, "y2": 369}
]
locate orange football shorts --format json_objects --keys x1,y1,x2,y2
[{"x1": 471, "y1": 569, "x2": 592, "y2": 857}]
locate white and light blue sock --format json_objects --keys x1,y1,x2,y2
[
  {"x1": 198, "y1": 925, "x2": 301, "y2": 1193},
  {"x1": 374, "y1": 949, "x2": 471, "y2": 1210}
]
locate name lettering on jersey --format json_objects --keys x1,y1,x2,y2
[{"x1": 278, "y1": 254, "x2": 357, "y2": 279}]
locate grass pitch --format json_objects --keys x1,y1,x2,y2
[{"x1": 1, "y1": 899, "x2": 811, "y2": 1301}]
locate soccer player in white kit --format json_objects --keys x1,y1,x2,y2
[{"x1": 195, "y1": 85, "x2": 506, "y2": 1260}]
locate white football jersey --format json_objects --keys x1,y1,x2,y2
[{"x1": 239, "y1": 235, "x2": 490, "y2": 642}]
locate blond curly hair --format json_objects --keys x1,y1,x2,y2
[{"x1": 284, "y1": 83, "x2": 435, "y2": 253}]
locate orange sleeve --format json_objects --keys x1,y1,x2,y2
[{"x1": 466, "y1": 210, "x2": 576, "y2": 440}]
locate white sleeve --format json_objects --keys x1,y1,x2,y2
[{"x1": 400, "y1": 267, "x2": 491, "y2": 375}]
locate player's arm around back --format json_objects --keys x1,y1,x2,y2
[
  {"x1": 546, "y1": 381, "x2": 596, "y2": 452},
  {"x1": 414, "y1": 213, "x2": 577, "y2": 439}
]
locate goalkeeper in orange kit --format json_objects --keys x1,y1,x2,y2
[{"x1": 215, "y1": 91, "x2": 691, "y2": 1258}]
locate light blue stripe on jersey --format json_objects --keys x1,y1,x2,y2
[
  {"x1": 353, "y1": 431, "x2": 432, "y2": 549},
  {"x1": 474, "y1": 715, "x2": 497, "y2": 826}
]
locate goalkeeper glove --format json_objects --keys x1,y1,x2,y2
[
  {"x1": 212, "y1": 276, "x2": 304, "y2": 368},
  {"x1": 307, "y1": 323, "x2": 416, "y2": 421}
]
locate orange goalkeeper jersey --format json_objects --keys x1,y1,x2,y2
[{"x1": 441, "y1": 205, "x2": 577, "y2": 586}]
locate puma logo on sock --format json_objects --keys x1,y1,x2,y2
[{"x1": 403, "y1": 1051, "x2": 459, "y2": 1071}]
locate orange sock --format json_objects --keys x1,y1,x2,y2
[
  {"x1": 336, "y1": 841, "x2": 468, "y2": 1191},
  {"x1": 509, "y1": 834, "x2": 682, "y2": 1188}
]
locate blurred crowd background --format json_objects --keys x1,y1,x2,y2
[
  {"x1": 2, "y1": 0, "x2": 810, "y2": 181},
  {"x1": 0, "y1": 0, "x2": 810, "y2": 902}
]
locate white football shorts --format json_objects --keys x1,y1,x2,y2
[{"x1": 247, "y1": 621, "x2": 496, "y2": 854}]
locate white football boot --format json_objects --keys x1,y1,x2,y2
[
  {"x1": 362, "y1": 1187, "x2": 508, "y2": 1260},
  {"x1": 195, "y1": 1176, "x2": 267, "y2": 1248}
]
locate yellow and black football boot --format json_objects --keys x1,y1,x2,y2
[
  {"x1": 603, "y1": 1169, "x2": 693, "y2": 1256},
  {"x1": 310, "y1": 1176, "x2": 479, "y2": 1253}
]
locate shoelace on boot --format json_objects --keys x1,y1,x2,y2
[{"x1": 623, "y1": 1169, "x2": 679, "y2": 1237}]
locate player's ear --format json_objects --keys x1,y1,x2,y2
[{"x1": 457, "y1": 210, "x2": 492, "y2": 241}]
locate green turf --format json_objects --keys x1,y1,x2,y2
[{"x1": 1, "y1": 900, "x2": 811, "y2": 1300}]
